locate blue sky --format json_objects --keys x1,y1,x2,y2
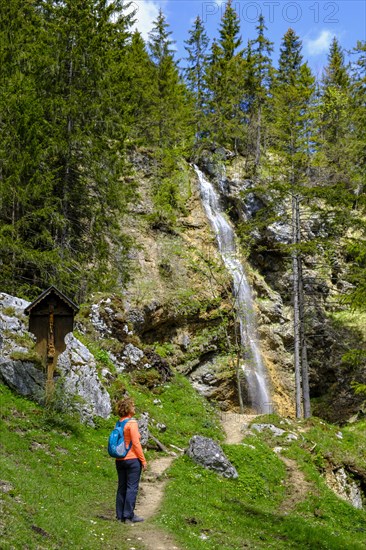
[{"x1": 130, "y1": 0, "x2": 366, "y2": 77}]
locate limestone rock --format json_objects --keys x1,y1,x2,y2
[
  {"x1": 251, "y1": 423, "x2": 286, "y2": 437},
  {"x1": 325, "y1": 467, "x2": 363, "y2": 509},
  {"x1": 57, "y1": 333, "x2": 112, "y2": 423},
  {"x1": 123, "y1": 343, "x2": 144, "y2": 365},
  {"x1": 0, "y1": 293, "x2": 31, "y2": 357},
  {"x1": 0, "y1": 292, "x2": 30, "y2": 316},
  {"x1": 138, "y1": 412, "x2": 149, "y2": 446},
  {"x1": 89, "y1": 302, "x2": 112, "y2": 337},
  {"x1": 186, "y1": 435, "x2": 238, "y2": 479}
]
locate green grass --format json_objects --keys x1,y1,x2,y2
[
  {"x1": 112, "y1": 372, "x2": 223, "y2": 448},
  {"x1": 156, "y1": 417, "x2": 366, "y2": 550},
  {"x1": 1, "y1": 382, "x2": 366, "y2": 549},
  {"x1": 0, "y1": 385, "x2": 136, "y2": 549},
  {"x1": 0, "y1": 374, "x2": 221, "y2": 549}
]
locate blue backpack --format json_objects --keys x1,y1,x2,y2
[{"x1": 108, "y1": 419, "x2": 133, "y2": 458}]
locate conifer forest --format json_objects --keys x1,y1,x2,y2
[{"x1": 1, "y1": 0, "x2": 365, "y2": 308}]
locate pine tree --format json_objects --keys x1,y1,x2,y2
[
  {"x1": 246, "y1": 15, "x2": 273, "y2": 167},
  {"x1": 271, "y1": 29, "x2": 316, "y2": 418},
  {"x1": 184, "y1": 16, "x2": 210, "y2": 139},
  {"x1": 342, "y1": 41, "x2": 366, "y2": 309},
  {"x1": 205, "y1": 0, "x2": 245, "y2": 151},
  {"x1": 148, "y1": 9, "x2": 192, "y2": 150},
  {"x1": 316, "y1": 37, "x2": 351, "y2": 184}
]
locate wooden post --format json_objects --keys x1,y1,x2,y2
[{"x1": 46, "y1": 305, "x2": 56, "y2": 402}]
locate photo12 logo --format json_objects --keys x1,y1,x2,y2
[{"x1": 202, "y1": 2, "x2": 340, "y2": 24}]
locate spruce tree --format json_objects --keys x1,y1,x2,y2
[
  {"x1": 218, "y1": 0, "x2": 242, "y2": 60},
  {"x1": 0, "y1": 0, "x2": 136, "y2": 298},
  {"x1": 317, "y1": 37, "x2": 351, "y2": 184},
  {"x1": 246, "y1": 15, "x2": 273, "y2": 167},
  {"x1": 184, "y1": 16, "x2": 210, "y2": 139},
  {"x1": 342, "y1": 41, "x2": 366, "y2": 309},
  {"x1": 0, "y1": 0, "x2": 63, "y2": 297},
  {"x1": 147, "y1": 10, "x2": 193, "y2": 229},
  {"x1": 271, "y1": 29, "x2": 316, "y2": 418},
  {"x1": 205, "y1": 0, "x2": 245, "y2": 151},
  {"x1": 148, "y1": 9, "x2": 192, "y2": 150},
  {"x1": 40, "y1": 0, "x2": 136, "y2": 295},
  {"x1": 120, "y1": 30, "x2": 157, "y2": 145}
]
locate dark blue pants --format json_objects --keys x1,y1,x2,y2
[{"x1": 115, "y1": 458, "x2": 142, "y2": 520}]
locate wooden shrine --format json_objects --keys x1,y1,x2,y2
[{"x1": 24, "y1": 286, "x2": 79, "y2": 395}]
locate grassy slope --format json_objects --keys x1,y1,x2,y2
[
  {"x1": 156, "y1": 417, "x2": 366, "y2": 550},
  {"x1": 0, "y1": 374, "x2": 221, "y2": 550},
  {"x1": 1, "y1": 379, "x2": 365, "y2": 550}
]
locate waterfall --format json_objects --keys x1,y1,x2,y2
[{"x1": 194, "y1": 166, "x2": 272, "y2": 414}]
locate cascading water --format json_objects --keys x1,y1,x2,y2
[{"x1": 194, "y1": 166, "x2": 272, "y2": 414}]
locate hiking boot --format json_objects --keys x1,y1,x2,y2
[{"x1": 124, "y1": 515, "x2": 144, "y2": 524}]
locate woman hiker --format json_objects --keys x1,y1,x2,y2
[{"x1": 115, "y1": 397, "x2": 147, "y2": 523}]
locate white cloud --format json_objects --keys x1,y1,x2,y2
[
  {"x1": 305, "y1": 30, "x2": 334, "y2": 56},
  {"x1": 129, "y1": 1, "x2": 164, "y2": 41}
]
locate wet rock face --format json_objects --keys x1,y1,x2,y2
[
  {"x1": 186, "y1": 435, "x2": 238, "y2": 479},
  {"x1": 187, "y1": 357, "x2": 237, "y2": 411}
]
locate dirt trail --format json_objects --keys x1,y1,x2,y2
[
  {"x1": 127, "y1": 455, "x2": 183, "y2": 550},
  {"x1": 220, "y1": 411, "x2": 313, "y2": 512},
  {"x1": 220, "y1": 411, "x2": 257, "y2": 444},
  {"x1": 120, "y1": 411, "x2": 311, "y2": 548},
  {"x1": 278, "y1": 456, "x2": 313, "y2": 513}
]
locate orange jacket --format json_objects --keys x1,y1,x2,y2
[{"x1": 116, "y1": 416, "x2": 147, "y2": 467}]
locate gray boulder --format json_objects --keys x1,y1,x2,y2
[
  {"x1": 57, "y1": 333, "x2": 112, "y2": 423},
  {"x1": 0, "y1": 359, "x2": 45, "y2": 399},
  {"x1": 138, "y1": 412, "x2": 149, "y2": 446},
  {"x1": 186, "y1": 435, "x2": 238, "y2": 479}
]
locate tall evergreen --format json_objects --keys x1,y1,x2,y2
[
  {"x1": 316, "y1": 37, "x2": 351, "y2": 186},
  {"x1": 0, "y1": 0, "x2": 60, "y2": 296},
  {"x1": 322, "y1": 37, "x2": 350, "y2": 89},
  {"x1": 218, "y1": 0, "x2": 242, "y2": 59},
  {"x1": 184, "y1": 16, "x2": 210, "y2": 138},
  {"x1": 148, "y1": 9, "x2": 192, "y2": 150},
  {"x1": 205, "y1": 0, "x2": 245, "y2": 151},
  {"x1": 245, "y1": 15, "x2": 273, "y2": 167},
  {"x1": 271, "y1": 29, "x2": 316, "y2": 418},
  {"x1": 0, "y1": 0, "x2": 136, "y2": 298},
  {"x1": 147, "y1": 10, "x2": 193, "y2": 229},
  {"x1": 120, "y1": 30, "x2": 157, "y2": 145},
  {"x1": 343, "y1": 41, "x2": 366, "y2": 309}
]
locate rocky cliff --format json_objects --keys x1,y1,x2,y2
[{"x1": 0, "y1": 148, "x2": 364, "y2": 423}]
